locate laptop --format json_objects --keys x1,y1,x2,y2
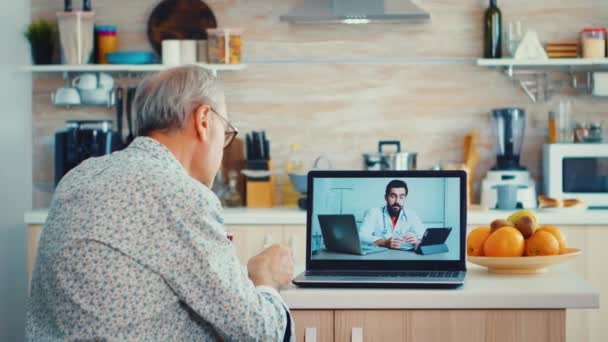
[
  {"x1": 293, "y1": 170, "x2": 467, "y2": 289},
  {"x1": 318, "y1": 214, "x2": 388, "y2": 255}
]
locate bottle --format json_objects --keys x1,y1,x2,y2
[
  {"x1": 223, "y1": 171, "x2": 243, "y2": 207},
  {"x1": 64, "y1": 0, "x2": 73, "y2": 12},
  {"x1": 83, "y1": 0, "x2": 92, "y2": 11},
  {"x1": 484, "y1": 0, "x2": 502, "y2": 58},
  {"x1": 282, "y1": 144, "x2": 304, "y2": 208},
  {"x1": 548, "y1": 111, "x2": 557, "y2": 144}
]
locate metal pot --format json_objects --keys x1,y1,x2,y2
[{"x1": 362, "y1": 140, "x2": 417, "y2": 170}]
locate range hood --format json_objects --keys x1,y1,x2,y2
[{"x1": 280, "y1": 0, "x2": 430, "y2": 24}]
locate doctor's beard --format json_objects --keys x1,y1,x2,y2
[{"x1": 388, "y1": 204, "x2": 402, "y2": 217}]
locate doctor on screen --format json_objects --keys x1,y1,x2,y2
[{"x1": 359, "y1": 179, "x2": 425, "y2": 249}]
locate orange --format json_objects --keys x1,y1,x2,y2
[
  {"x1": 483, "y1": 227, "x2": 525, "y2": 257},
  {"x1": 536, "y1": 225, "x2": 567, "y2": 249},
  {"x1": 467, "y1": 227, "x2": 491, "y2": 256},
  {"x1": 525, "y1": 231, "x2": 560, "y2": 256}
]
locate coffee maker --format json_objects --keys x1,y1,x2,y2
[
  {"x1": 54, "y1": 120, "x2": 123, "y2": 185},
  {"x1": 481, "y1": 108, "x2": 537, "y2": 209}
]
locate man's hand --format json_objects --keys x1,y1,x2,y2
[
  {"x1": 403, "y1": 233, "x2": 420, "y2": 245},
  {"x1": 383, "y1": 237, "x2": 405, "y2": 249},
  {"x1": 247, "y1": 244, "x2": 294, "y2": 290}
]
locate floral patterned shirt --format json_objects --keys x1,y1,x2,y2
[{"x1": 27, "y1": 137, "x2": 293, "y2": 341}]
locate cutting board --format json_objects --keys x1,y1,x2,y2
[{"x1": 147, "y1": 0, "x2": 218, "y2": 55}]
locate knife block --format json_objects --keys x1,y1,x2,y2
[{"x1": 245, "y1": 160, "x2": 275, "y2": 208}]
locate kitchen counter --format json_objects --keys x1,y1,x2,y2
[
  {"x1": 281, "y1": 265, "x2": 599, "y2": 342},
  {"x1": 280, "y1": 264, "x2": 599, "y2": 310},
  {"x1": 24, "y1": 207, "x2": 608, "y2": 226}
]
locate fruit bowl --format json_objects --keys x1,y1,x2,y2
[{"x1": 468, "y1": 248, "x2": 581, "y2": 274}]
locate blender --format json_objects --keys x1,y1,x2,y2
[{"x1": 481, "y1": 108, "x2": 537, "y2": 209}]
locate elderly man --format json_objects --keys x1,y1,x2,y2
[{"x1": 27, "y1": 65, "x2": 294, "y2": 341}]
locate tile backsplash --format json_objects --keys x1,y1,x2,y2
[{"x1": 31, "y1": 0, "x2": 607, "y2": 208}]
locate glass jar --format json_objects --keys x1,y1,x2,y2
[
  {"x1": 587, "y1": 122, "x2": 603, "y2": 143},
  {"x1": 223, "y1": 171, "x2": 243, "y2": 207},
  {"x1": 581, "y1": 28, "x2": 606, "y2": 58},
  {"x1": 206, "y1": 28, "x2": 243, "y2": 64}
]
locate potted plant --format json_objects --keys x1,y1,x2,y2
[{"x1": 24, "y1": 19, "x2": 56, "y2": 65}]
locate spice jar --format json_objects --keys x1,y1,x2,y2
[
  {"x1": 96, "y1": 25, "x2": 118, "y2": 64},
  {"x1": 206, "y1": 28, "x2": 243, "y2": 64},
  {"x1": 581, "y1": 28, "x2": 606, "y2": 58}
]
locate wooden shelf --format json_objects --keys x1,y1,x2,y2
[{"x1": 20, "y1": 63, "x2": 247, "y2": 74}]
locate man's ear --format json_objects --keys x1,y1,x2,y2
[{"x1": 193, "y1": 105, "x2": 211, "y2": 142}]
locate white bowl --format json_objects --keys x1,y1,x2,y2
[{"x1": 79, "y1": 88, "x2": 114, "y2": 106}]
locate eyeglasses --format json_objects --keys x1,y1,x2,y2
[{"x1": 209, "y1": 107, "x2": 239, "y2": 149}]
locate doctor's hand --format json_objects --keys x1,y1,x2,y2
[
  {"x1": 248, "y1": 244, "x2": 294, "y2": 290},
  {"x1": 403, "y1": 233, "x2": 420, "y2": 245},
  {"x1": 385, "y1": 237, "x2": 406, "y2": 249}
]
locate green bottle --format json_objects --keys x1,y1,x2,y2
[{"x1": 484, "y1": 0, "x2": 502, "y2": 58}]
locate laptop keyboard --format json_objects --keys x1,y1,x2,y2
[{"x1": 307, "y1": 271, "x2": 460, "y2": 278}]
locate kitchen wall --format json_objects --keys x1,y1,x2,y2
[
  {"x1": 1, "y1": 0, "x2": 32, "y2": 340},
  {"x1": 30, "y1": 0, "x2": 608, "y2": 208}
]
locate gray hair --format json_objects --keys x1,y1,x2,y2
[{"x1": 133, "y1": 65, "x2": 224, "y2": 136}]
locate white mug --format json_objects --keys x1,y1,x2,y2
[
  {"x1": 79, "y1": 88, "x2": 115, "y2": 107},
  {"x1": 162, "y1": 40, "x2": 181, "y2": 66},
  {"x1": 180, "y1": 40, "x2": 197, "y2": 64},
  {"x1": 72, "y1": 73, "x2": 114, "y2": 90},
  {"x1": 52, "y1": 87, "x2": 81, "y2": 106}
]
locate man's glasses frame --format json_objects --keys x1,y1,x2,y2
[{"x1": 209, "y1": 106, "x2": 238, "y2": 149}]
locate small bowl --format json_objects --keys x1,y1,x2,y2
[
  {"x1": 468, "y1": 248, "x2": 582, "y2": 274},
  {"x1": 79, "y1": 88, "x2": 114, "y2": 106},
  {"x1": 288, "y1": 173, "x2": 308, "y2": 195}
]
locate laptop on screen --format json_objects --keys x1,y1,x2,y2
[{"x1": 292, "y1": 170, "x2": 467, "y2": 288}]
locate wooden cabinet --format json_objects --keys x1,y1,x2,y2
[
  {"x1": 283, "y1": 225, "x2": 307, "y2": 267},
  {"x1": 582, "y1": 226, "x2": 608, "y2": 342},
  {"x1": 292, "y1": 310, "x2": 334, "y2": 342},
  {"x1": 334, "y1": 310, "x2": 407, "y2": 342},
  {"x1": 227, "y1": 225, "x2": 307, "y2": 266},
  {"x1": 292, "y1": 309, "x2": 564, "y2": 342},
  {"x1": 228, "y1": 225, "x2": 283, "y2": 265}
]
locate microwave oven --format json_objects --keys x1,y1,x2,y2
[{"x1": 543, "y1": 143, "x2": 608, "y2": 208}]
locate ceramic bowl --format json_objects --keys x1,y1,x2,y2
[{"x1": 468, "y1": 248, "x2": 581, "y2": 274}]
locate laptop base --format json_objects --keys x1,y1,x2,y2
[{"x1": 293, "y1": 271, "x2": 465, "y2": 289}]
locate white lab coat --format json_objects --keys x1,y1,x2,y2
[{"x1": 359, "y1": 206, "x2": 425, "y2": 245}]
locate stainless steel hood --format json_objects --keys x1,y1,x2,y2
[{"x1": 280, "y1": 0, "x2": 430, "y2": 24}]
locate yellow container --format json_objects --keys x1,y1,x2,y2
[
  {"x1": 245, "y1": 160, "x2": 274, "y2": 208},
  {"x1": 96, "y1": 26, "x2": 117, "y2": 64}
]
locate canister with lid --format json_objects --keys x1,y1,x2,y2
[
  {"x1": 96, "y1": 25, "x2": 118, "y2": 64},
  {"x1": 581, "y1": 27, "x2": 606, "y2": 58}
]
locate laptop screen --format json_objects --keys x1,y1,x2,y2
[{"x1": 308, "y1": 172, "x2": 465, "y2": 265}]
